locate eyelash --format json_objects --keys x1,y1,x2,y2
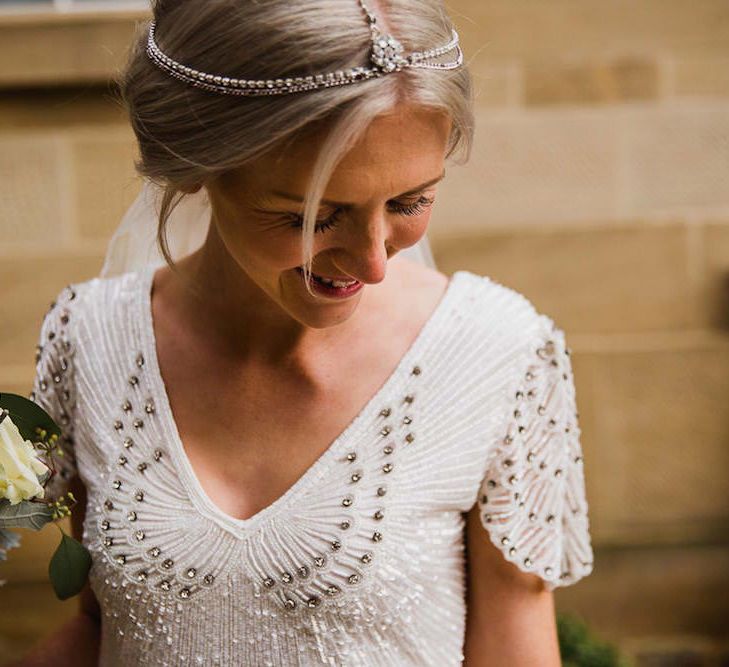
[{"x1": 288, "y1": 195, "x2": 435, "y2": 233}]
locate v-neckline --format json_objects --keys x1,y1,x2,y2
[{"x1": 137, "y1": 264, "x2": 464, "y2": 537}]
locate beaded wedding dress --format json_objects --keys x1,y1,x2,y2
[{"x1": 31, "y1": 266, "x2": 593, "y2": 665}]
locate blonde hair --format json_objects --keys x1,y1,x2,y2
[{"x1": 115, "y1": 0, "x2": 474, "y2": 298}]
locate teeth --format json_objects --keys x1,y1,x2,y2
[{"x1": 300, "y1": 267, "x2": 357, "y2": 288}]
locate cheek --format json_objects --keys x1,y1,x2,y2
[
  {"x1": 216, "y1": 214, "x2": 302, "y2": 268},
  {"x1": 397, "y1": 211, "x2": 433, "y2": 247}
]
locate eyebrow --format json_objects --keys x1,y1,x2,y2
[{"x1": 269, "y1": 169, "x2": 446, "y2": 207}]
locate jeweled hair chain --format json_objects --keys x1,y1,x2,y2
[{"x1": 145, "y1": 0, "x2": 463, "y2": 96}]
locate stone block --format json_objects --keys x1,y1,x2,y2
[
  {"x1": 700, "y1": 222, "x2": 729, "y2": 330},
  {"x1": 433, "y1": 105, "x2": 621, "y2": 231},
  {"x1": 433, "y1": 223, "x2": 699, "y2": 334},
  {"x1": 525, "y1": 57, "x2": 660, "y2": 106},
  {"x1": 0, "y1": 14, "x2": 146, "y2": 87},
  {"x1": 623, "y1": 104, "x2": 729, "y2": 217},
  {"x1": 453, "y1": 0, "x2": 729, "y2": 65},
  {"x1": 570, "y1": 333, "x2": 729, "y2": 546},
  {"x1": 0, "y1": 86, "x2": 129, "y2": 130},
  {"x1": 0, "y1": 133, "x2": 68, "y2": 247},
  {"x1": 0, "y1": 254, "x2": 104, "y2": 379},
  {"x1": 69, "y1": 128, "x2": 142, "y2": 242},
  {"x1": 671, "y1": 57, "x2": 729, "y2": 99},
  {"x1": 556, "y1": 543, "x2": 729, "y2": 643}
]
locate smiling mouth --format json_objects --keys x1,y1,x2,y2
[{"x1": 295, "y1": 266, "x2": 360, "y2": 287}]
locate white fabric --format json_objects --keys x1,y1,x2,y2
[
  {"x1": 31, "y1": 267, "x2": 594, "y2": 666},
  {"x1": 99, "y1": 180, "x2": 437, "y2": 279}
]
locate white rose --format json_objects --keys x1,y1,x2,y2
[{"x1": 0, "y1": 411, "x2": 50, "y2": 505}]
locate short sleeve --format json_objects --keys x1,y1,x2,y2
[
  {"x1": 29, "y1": 284, "x2": 80, "y2": 499},
  {"x1": 475, "y1": 316, "x2": 594, "y2": 591}
]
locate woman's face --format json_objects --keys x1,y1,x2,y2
[{"x1": 202, "y1": 104, "x2": 452, "y2": 328}]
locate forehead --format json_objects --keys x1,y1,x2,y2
[{"x1": 221, "y1": 106, "x2": 451, "y2": 199}]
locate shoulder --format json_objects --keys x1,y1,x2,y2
[
  {"x1": 449, "y1": 269, "x2": 559, "y2": 356},
  {"x1": 40, "y1": 268, "x2": 148, "y2": 336}
]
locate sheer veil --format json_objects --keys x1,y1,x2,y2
[{"x1": 99, "y1": 179, "x2": 437, "y2": 279}]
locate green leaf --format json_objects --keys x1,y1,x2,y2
[
  {"x1": 0, "y1": 499, "x2": 55, "y2": 530},
  {"x1": 48, "y1": 532, "x2": 92, "y2": 600},
  {"x1": 0, "y1": 392, "x2": 61, "y2": 443}
]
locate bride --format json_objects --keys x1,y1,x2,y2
[{"x1": 19, "y1": 0, "x2": 593, "y2": 665}]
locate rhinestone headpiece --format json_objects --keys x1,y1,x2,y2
[{"x1": 146, "y1": 0, "x2": 463, "y2": 97}]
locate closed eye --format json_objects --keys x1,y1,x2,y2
[{"x1": 288, "y1": 195, "x2": 436, "y2": 233}]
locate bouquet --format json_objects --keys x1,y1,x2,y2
[{"x1": 0, "y1": 392, "x2": 91, "y2": 599}]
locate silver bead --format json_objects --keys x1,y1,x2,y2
[
  {"x1": 314, "y1": 556, "x2": 326, "y2": 568},
  {"x1": 122, "y1": 400, "x2": 132, "y2": 412},
  {"x1": 501, "y1": 536, "x2": 510, "y2": 545},
  {"x1": 411, "y1": 365, "x2": 421, "y2": 375},
  {"x1": 403, "y1": 416, "x2": 412, "y2": 424},
  {"x1": 380, "y1": 426, "x2": 392, "y2": 436},
  {"x1": 263, "y1": 577, "x2": 276, "y2": 588},
  {"x1": 546, "y1": 514, "x2": 555, "y2": 524},
  {"x1": 112, "y1": 480, "x2": 122, "y2": 490},
  {"x1": 528, "y1": 513, "x2": 536, "y2": 521},
  {"x1": 379, "y1": 407, "x2": 391, "y2": 417},
  {"x1": 326, "y1": 585, "x2": 340, "y2": 596},
  {"x1": 135, "y1": 530, "x2": 145, "y2": 541},
  {"x1": 203, "y1": 573, "x2": 215, "y2": 585},
  {"x1": 284, "y1": 598, "x2": 296, "y2": 610},
  {"x1": 104, "y1": 499, "x2": 114, "y2": 511},
  {"x1": 383, "y1": 445, "x2": 393, "y2": 455},
  {"x1": 123, "y1": 437, "x2": 134, "y2": 449},
  {"x1": 136, "y1": 570, "x2": 148, "y2": 583},
  {"x1": 509, "y1": 547, "x2": 516, "y2": 556},
  {"x1": 135, "y1": 490, "x2": 144, "y2": 502},
  {"x1": 342, "y1": 496, "x2": 353, "y2": 507},
  {"x1": 372, "y1": 531, "x2": 383, "y2": 542},
  {"x1": 186, "y1": 567, "x2": 196, "y2": 578},
  {"x1": 116, "y1": 554, "x2": 126, "y2": 565},
  {"x1": 404, "y1": 394, "x2": 414, "y2": 404},
  {"x1": 340, "y1": 520, "x2": 351, "y2": 530},
  {"x1": 128, "y1": 375, "x2": 139, "y2": 386},
  {"x1": 127, "y1": 511, "x2": 137, "y2": 521},
  {"x1": 154, "y1": 449, "x2": 163, "y2": 461},
  {"x1": 118, "y1": 455, "x2": 127, "y2": 466},
  {"x1": 113, "y1": 420, "x2": 123, "y2": 430},
  {"x1": 103, "y1": 536, "x2": 113, "y2": 547},
  {"x1": 382, "y1": 463, "x2": 393, "y2": 473},
  {"x1": 331, "y1": 540, "x2": 342, "y2": 551},
  {"x1": 348, "y1": 573, "x2": 360, "y2": 584},
  {"x1": 346, "y1": 452, "x2": 357, "y2": 463},
  {"x1": 297, "y1": 566, "x2": 309, "y2": 578},
  {"x1": 101, "y1": 520, "x2": 110, "y2": 531},
  {"x1": 162, "y1": 558, "x2": 174, "y2": 569},
  {"x1": 144, "y1": 400, "x2": 155, "y2": 414},
  {"x1": 404, "y1": 433, "x2": 415, "y2": 443},
  {"x1": 351, "y1": 473, "x2": 362, "y2": 483},
  {"x1": 133, "y1": 418, "x2": 143, "y2": 429},
  {"x1": 137, "y1": 462, "x2": 148, "y2": 473},
  {"x1": 360, "y1": 552, "x2": 373, "y2": 564},
  {"x1": 136, "y1": 353, "x2": 145, "y2": 368},
  {"x1": 148, "y1": 546, "x2": 161, "y2": 558},
  {"x1": 159, "y1": 579, "x2": 171, "y2": 591},
  {"x1": 281, "y1": 572, "x2": 293, "y2": 583},
  {"x1": 373, "y1": 510, "x2": 384, "y2": 520},
  {"x1": 524, "y1": 557, "x2": 533, "y2": 567},
  {"x1": 306, "y1": 596, "x2": 320, "y2": 608},
  {"x1": 179, "y1": 587, "x2": 190, "y2": 599}
]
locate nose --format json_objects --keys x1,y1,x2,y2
[{"x1": 335, "y1": 214, "x2": 391, "y2": 284}]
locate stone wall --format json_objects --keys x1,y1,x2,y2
[{"x1": 1, "y1": 1, "x2": 728, "y2": 663}]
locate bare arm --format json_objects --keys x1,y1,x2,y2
[
  {"x1": 463, "y1": 504, "x2": 561, "y2": 667},
  {"x1": 8, "y1": 474, "x2": 101, "y2": 667}
]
